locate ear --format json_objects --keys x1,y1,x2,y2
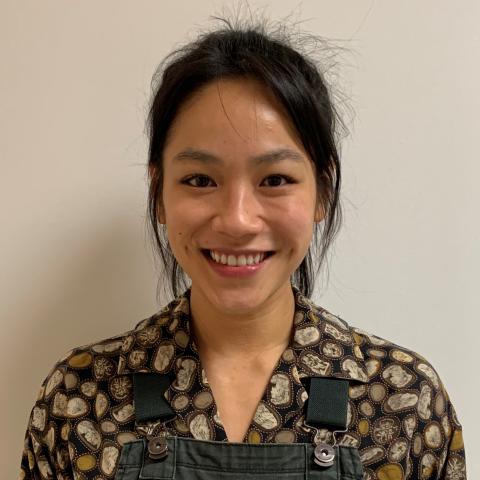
[
  {"x1": 148, "y1": 165, "x2": 156, "y2": 180},
  {"x1": 157, "y1": 205, "x2": 166, "y2": 224},
  {"x1": 148, "y1": 165, "x2": 166, "y2": 224},
  {"x1": 314, "y1": 202, "x2": 325, "y2": 223}
]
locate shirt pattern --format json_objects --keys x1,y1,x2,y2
[{"x1": 20, "y1": 285, "x2": 467, "y2": 479}]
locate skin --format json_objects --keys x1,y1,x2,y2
[{"x1": 157, "y1": 77, "x2": 324, "y2": 440}]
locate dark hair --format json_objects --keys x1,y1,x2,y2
[{"x1": 146, "y1": 11, "x2": 350, "y2": 301}]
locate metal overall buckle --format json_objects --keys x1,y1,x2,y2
[
  {"x1": 147, "y1": 433, "x2": 169, "y2": 460},
  {"x1": 303, "y1": 417, "x2": 347, "y2": 468},
  {"x1": 137, "y1": 422, "x2": 170, "y2": 460},
  {"x1": 312, "y1": 428, "x2": 346, "y2": 468},
  {"x1": 313, "y1": 443, "x2": 335, "y2": 467}
]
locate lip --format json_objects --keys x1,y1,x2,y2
[
  {"x1": 205, "y1": 248, "x2": 274, "y2": 256},
  {"x1": 201, "y1": 249, "x2": 274, "y2": 278}
]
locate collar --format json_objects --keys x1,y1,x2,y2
[{"x1": 118, "y1": 284, "x2": 369, "y2": 385}]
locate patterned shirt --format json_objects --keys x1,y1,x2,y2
[{"x1": 20, "y1": 284, "x2": 467, "y2": 479}]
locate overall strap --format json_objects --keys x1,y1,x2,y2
[
  {"x1": 304, "y1": 377, "x2": 349, "y2": 431},
  {"x1": 133, "y1": 372, "x2": 351, "y2": 469},
  {"x1": 133, "y1": 372, "x2": 350, "y2": 430},
  {"x1": 133, "y1": 373, "x2": 175, "y2": 423}
]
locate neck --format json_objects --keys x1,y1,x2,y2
[{"x1": 188, "y1": 282, "x2": 295, "y2": 361}]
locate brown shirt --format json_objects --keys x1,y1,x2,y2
[{"x1": 20, "y1": 285, "x2": 467, "y2": 479}]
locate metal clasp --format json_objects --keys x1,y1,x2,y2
[
  {"x1": 304, "y1": 415, "x2": 348, "y2": 469},
  {"x1": 137, "y1": 421, "x2": 170, "y2": 461},
  {"x1": 313, "y1": 443, "x2": 335, "y2": 467},
  {"x1": 147, "y1": 434, "x2": 169, "y2": 460}
]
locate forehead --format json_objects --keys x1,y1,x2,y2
[{"x1": 164, "y1": 77, "x2": 306, "y2": 162}]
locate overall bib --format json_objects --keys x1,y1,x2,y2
[{"x1": 114, "y1": 374, "x2": 364, "y2": 480}]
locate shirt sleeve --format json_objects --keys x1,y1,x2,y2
[
  {"x1": 437, "y1": 396, "x2": 467, "y2": 479},
  {"x1": 19, "y1": 365, "x2": 74, "y2": 480},
  {"x1": 20, "y1": 424, "x2": 55, "y2": 480}
]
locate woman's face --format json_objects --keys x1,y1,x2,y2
[{"x1": 160, "y1": 77, "x2": 323, "y2": 313}]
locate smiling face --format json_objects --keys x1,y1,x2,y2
[{"x1": 159, "y1": 76, "x2": 324, "y2": 314}]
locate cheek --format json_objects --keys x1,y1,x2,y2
[
  {"x1": 163, "y1": 183, "x2": 213, "y2": 217},
  {"x1": 162, "y1": 193, "x2": 208, "y2": 246},
  {"x1": 274, "y1": 201, "x2": 315, "y2": 246}
]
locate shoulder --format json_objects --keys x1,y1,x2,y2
[
  {"x1": 22, "y1": 307, "x2": 182, "y2": 479},
  {"x1": 33, "y1": 290, "x2": 189, "y2": 405},
  {"x1": 314, "y1": 302, "x2": 450, "y2": 396},
  {"x1": 315, "y1": 307, "x2": 466, "y2": 475},
  {"x1": 31, "y1": 302, "x2": 182, "y2": 416},
  {"x1": 349, "y1": 322, "x2": 463, "y2": 431},
  {"x1": 349, "y1": 322, "x2": 450, "y2": 399},
  {"x1": 327, "y1": 310, "x2": 455, "y2": 412}
]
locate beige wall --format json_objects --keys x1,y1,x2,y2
[{"x1": 1, "y1": 0, "x2": 477, "y2": 477}]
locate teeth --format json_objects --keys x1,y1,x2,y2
[{"x1": 209, "y1": 250, "x2": 266, "y2": 266}]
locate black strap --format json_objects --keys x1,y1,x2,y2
[
  {"x1": 305, "y1": 377, "x2": 349, "y2": 430},
  {"x1": 133, "y1": 373, "x2": 175, "y2": 423},
  {"x1": 134, "y1": 372, "x2": 349, "y2": 430}
]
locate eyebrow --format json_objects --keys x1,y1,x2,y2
[{"x1": 172, "y1": 147, "x2": 305, "y2": 166}]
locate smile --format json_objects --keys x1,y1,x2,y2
[
  {"x1": 201, "y1": 249, "x2": 275, "y2": 278},
  {"x1": 205, "y1": 250, "x2": 274, "y2": 266}
]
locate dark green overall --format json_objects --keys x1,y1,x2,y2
[{"x1": 114, "y1": 374, "x2": 364, "y2": 480}]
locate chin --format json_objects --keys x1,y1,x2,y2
[{"x1": 205, "y1": 286, "x2": 265, "y2": 311}]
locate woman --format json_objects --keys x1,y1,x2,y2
[{"x1": 20, "y1": 18, "x2": 466, "y2": 480}]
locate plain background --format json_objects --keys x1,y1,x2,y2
[{"x1": 2, "y1": 0, "x2": 477, "y2": 477}]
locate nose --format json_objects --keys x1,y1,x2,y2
[{"x1": 211, "y1": 183, "x2": 264, "y2": 237}]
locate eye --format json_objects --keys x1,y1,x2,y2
[
  {"x1": 180, "y1": 174, "x2": 214, "y2": 188},
  {"x1": 180, "y1": 174, "x2": 296, "y2": 188},
  {"x1": 261, "y1": 174, "x2": 296, "y2": 187}
]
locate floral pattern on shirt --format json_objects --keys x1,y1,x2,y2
[{"x1": 20, "y1": 285, "x2": 466, "y2": 479}]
